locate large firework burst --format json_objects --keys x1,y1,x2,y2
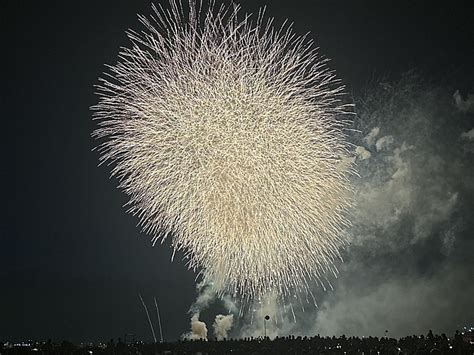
[{"x1": 92, "y1": 0, "x2": 354, "y2": 301}]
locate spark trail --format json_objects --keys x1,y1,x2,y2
[{"x1": 92, "y1": 0, "x2": 355, "y2": 302}]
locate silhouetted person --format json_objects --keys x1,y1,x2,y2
[{"x1": 427, "y1": 329, "x2": 434, "y2": 341}]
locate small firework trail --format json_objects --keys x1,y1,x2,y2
[{"x1": 92, "y1": 0, "x2": 354, "y2": 303}]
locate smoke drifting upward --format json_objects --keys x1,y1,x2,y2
[
  {"x1": 185, "y1": 281, "x2": 238, "y2": 340},
  {"x1": 213, "y1": 314, "x2": 234, "y2": 340},
  {"x1": 188, "y1": 282, "x2": 217, "y2": 316},
  {"x1": 184, "y1": 282, "x2": 213, "y2": 340},
  {"x1": 453, "y1": 90, "x2": 474, "y2": 113}
]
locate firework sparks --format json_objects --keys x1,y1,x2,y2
[{"x1": 92, "y1": 0, "x2": 354, "y2": 302}]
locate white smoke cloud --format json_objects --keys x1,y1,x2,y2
[
  {"x1": 375, "y1": 135, "x2": 394, "y2": 151},
  {"x1": 453, "y1": 90, "x2": 474, "y2": 113},
  {"x1": 184, "y1": 280, "x2": 240, "y2": 340},
  {"x1": 364, "y1": 127, "x2": 380, "y2": 146},
  {"x1": 460, "y1": 128, "x2": 474, "y2": 140},
  {"x1": 441, "y1": 223, "x2": 458, "y2": 256},
  {"x1": 183, "y1": 281, "x2": 215, "y2": 340},
  {"x1": 355, "y1": 146, "x2": 371, "y2": 160},
  {"x1": 213, "y1": 314, "x2": 234, "y2": 340},
  {"x1": 187, "y1": 314, "x2": 208, "y2": 340},
  {"x1": 188, "y1": 281, "x2": 217, "y2": 315}
]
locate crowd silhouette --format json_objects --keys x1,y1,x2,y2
[{"x1": 1, "y1": 330, "x2": 473, "y2": 355}]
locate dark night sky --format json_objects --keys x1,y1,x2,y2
[{"x1": 1, "y1": 0, "x2": 473, "y2": 343}]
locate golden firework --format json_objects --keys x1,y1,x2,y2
[{"x1": 92, "y1": 0, "x2": 354, "y2": 302}]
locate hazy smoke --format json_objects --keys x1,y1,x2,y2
[
  {"x1": 189, "y1": 281, "x2": 216, "y2": 316},
  {"x1": 213, "y1": 314, "x2": 234, "y2": 340},
  {"x1": 310, "y1": 264, "x2": 472, "y2": 337},
  {"x1": 453, "y1": 90, "x2": 474, "y2": 112},
  {"x1": 460, "y1": 128, "x2": 474, "y2": 141},
  {"x1": 185, "y1": 281, "x2": 238, "y2": 340},
  {"x1": 309, "y1": 74, "x2": 474, "y2": 337},
  {"x1": 238, "y1": 293, "x2": 296, "y2": 339}
]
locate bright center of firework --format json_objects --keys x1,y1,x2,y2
[{"x1": 92, "y1": 0, "x2": 354, "y2": 302}]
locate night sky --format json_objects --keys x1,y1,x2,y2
[{"x1": 2, "y1": 0, "x2": 473, "y2": 343}]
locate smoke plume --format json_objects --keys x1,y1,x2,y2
[
  {"x1": 187, "y1": 314, "x2": 208, "y2": 340},
  {"x1": 213, "y1": 314, "x2": 234, "y2": 340}
]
